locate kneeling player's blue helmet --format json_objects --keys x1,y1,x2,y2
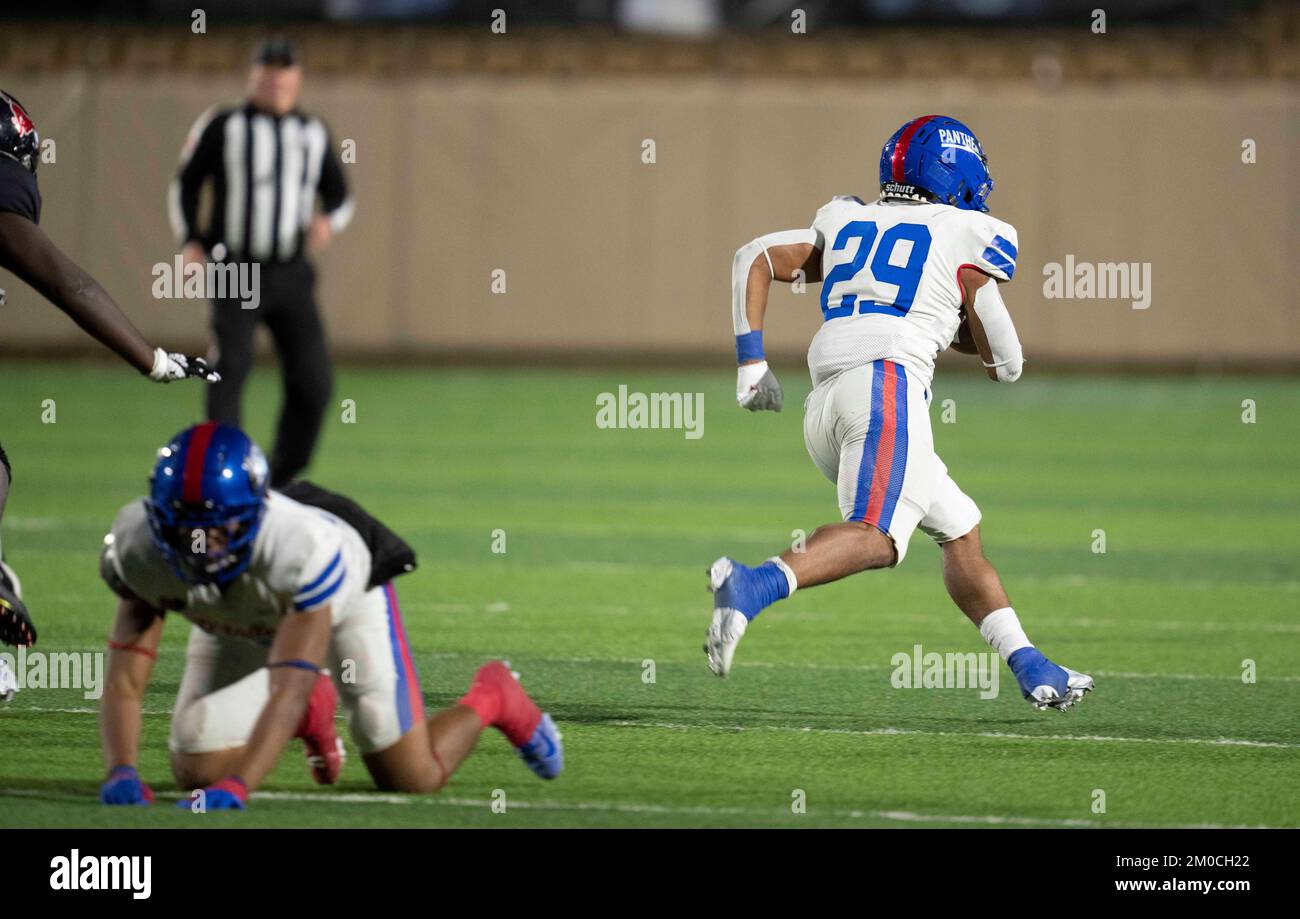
[
  {"x1": 879, "y1": 115, "x2": 993, "y2": 212},
  {"x1": 146, "y1": 422, "x2": 269, "y2": 587}
]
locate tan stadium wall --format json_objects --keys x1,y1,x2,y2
[{"x1": 0, "y1": 71, "x2": 1295, "y2": 367}]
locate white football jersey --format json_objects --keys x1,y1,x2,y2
[
  {"x1": 103, "y1": 491, "x2": 372, "y2": 645},
  {"x1": 807, "y1": 196, "x2": 1018, "y2": 388}
]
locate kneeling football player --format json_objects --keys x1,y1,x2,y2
[{"x1": 97, "y1": 422, "x2": 562, "y2": 809}]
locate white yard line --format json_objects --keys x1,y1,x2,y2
[
  {"x1": 6, "y1": 708, "x2": 171, "y2": 716},
  {"x1": 2, "y1": 787, "x2": 1270, "y2": 829},
  {"x1": 731, "y1": 660, "x2": 1300, "y2": 683},
  {"x1": 17, "y1": 646, "x2": 1300, "y2": 683},
  {"x1": 439, "y1": 651, "x2": 1300, "y2": 683},
  {"x1": 1094, "y1": 669, "x2": 1300, "y2": 683},
  {"x1": 1052, "y1": 616, "x2": 1300, "y2": 635},
  {"x1": 2, "y1": 516, "x2": 63, "y2": 531},
  {"x1": 10, "y1": 706, "x2": 1297, "y2": 750},
  {"x1": 606, "y1": 719, "x2": 1300, "y2": 750}
]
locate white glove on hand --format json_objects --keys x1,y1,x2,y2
[
  {"x1": 736, "y1": 360, "x2": 783, "y2": 412},
  {"x1": 0, "y1": 657, "x2": 18, "y2": 701},
  {"x1": 149, "y1": 347, "x2": 221, "y2": 383}
]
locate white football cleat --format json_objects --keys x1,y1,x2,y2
[
  {"x1": 1009, "y1": 647, "x2": 1094, "y2": 712},
  {"x1": 1029, "y1": 668, "x2": 1095, "y2": 711},
  {"x1": 704, "y1": 558, "x2": 750, "y2": 677}
]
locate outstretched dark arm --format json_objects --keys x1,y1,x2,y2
[{"x1": 0, "y1": 211, "x2": 155, "y2": 373}]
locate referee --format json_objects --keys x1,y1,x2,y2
[{"x1": 170, "y1": 37, "x2": 352, "y2": 487}]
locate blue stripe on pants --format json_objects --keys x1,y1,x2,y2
[
  {"x1": 850, "y1": 361, "x2": 887, "y2": 522},
  {"x1": 383, "y1": 585, "x2": 416, "y2": 735},
  {"x1": 877, "y1": 366, "x2": 909, "y2": 530}
]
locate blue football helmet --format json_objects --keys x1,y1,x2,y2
[
  {"x1": 145, "y1": 423, "x2": 269, "y2": 586},
  {"x1": 879, "y1": 115, "x2": 994, "y2": 212}
]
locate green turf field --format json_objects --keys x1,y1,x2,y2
[{"x1": 1, "y1": 363, "x2": 1297, "y2": 828}]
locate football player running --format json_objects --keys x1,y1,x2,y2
[
  {"x1": 97, "y1": 422, "x2": 562, "y2": 809},
  {"x1": 706, "y1": 115, "x2": 1093, "y2": 711},
  {"x1": 0, "y1": 89, "x2": 218, "y2": 658}
]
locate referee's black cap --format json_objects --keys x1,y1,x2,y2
[{"x1": 253, "y1": 36, "x2": 299, "y2": 68}]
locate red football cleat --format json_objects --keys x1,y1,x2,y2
[
  {"x1": 296, "y1": 670, "x2": 344, "y2": 784},
  {"x1": 466, "y1": 660, "x2": 542, "y2": 747}
]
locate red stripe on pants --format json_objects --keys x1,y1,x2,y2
[{"x1": 862, "y1": 362, "x2": 898, "y2": 526}]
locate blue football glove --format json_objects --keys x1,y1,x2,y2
[
  {"x1": 176, "y1": 776, "x2": 248, "y2": 811},
  {"x1": 100, "y1": 765, "x2": 154, "y2": 806}
]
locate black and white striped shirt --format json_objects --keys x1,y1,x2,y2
[{"x1": 169, "y1": 102, "x2": 352, "y2": 264}]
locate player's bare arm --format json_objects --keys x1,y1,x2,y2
[
  {"x1": 98, "y1": 594, "x2": 164, "y2": 805},
  {"x1": 0, "y1": 212, "x2": 218, "y2": 383},
  {"x1": 957, "y1": 265, "x2": 1023, "y2": 382},
  {"x1": 0, "y1": 212, "x2": 153, "y2": 373},
  {"x1": 732, "y1": 230, "x2": 821, "y2": 411},
  {"x1": 216, "y1": 604, "x2": 332, "y2": 795},
  {"x1": 950, "y1": 314, "x2": 979, "y2": 355},
  {"x1": 738, "y1": 237, "x2": 823, "y2": 347},
  {"x1": 955, "y1": 267, "x2": 996, "y2": 366}
]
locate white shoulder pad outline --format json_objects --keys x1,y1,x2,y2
[
  {"x1": 102, "y1": 500, "x2": 180, "y2": 606},
  {"x1": 258, "y1": 492, "x2": 348, "y2": 613},
  {"x1": 810, "y1": 196, "x2": 866, "y2": 255},
  {"x1": 813, "y1": 195, "x2": 867, "y2": 219}
]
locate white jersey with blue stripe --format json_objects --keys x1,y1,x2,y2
[
  {"x1": 104, "y1": 491, "x2": 372, "y2": 646},
  {"x1": 807, "y1": 196, "x2": 1018, "y2": 388}
]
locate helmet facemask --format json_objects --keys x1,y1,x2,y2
[
  {"x1": 945, "y1": 172, "x2": 994, "y2": 213},
  {"x1": 146, "y1": 500, "x2": 266, "y2": 587}
]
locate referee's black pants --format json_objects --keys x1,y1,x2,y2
[{"x1": 205, "y1": 258, "x2": 332, "y2": 487}]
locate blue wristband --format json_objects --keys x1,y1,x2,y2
[
  {"x1": 736, "y1": 330, "x2": 765, "y2": 364},
  {"x1": 268, "y1": 659, "x2": 322, "y2": 673}
]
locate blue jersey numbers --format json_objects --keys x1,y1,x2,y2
[{"x1": 819, "y1": 221, "x2": 932, "y2": 320}]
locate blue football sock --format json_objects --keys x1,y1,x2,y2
[{"x1": 745, "y1": 560, "x2": 791, "y2": 620}]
